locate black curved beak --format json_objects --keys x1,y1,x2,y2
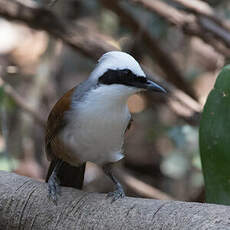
[
  {"x1": 132, "y1": 75, "x2": 167, "y2": 93},
  {"x1": 145, "y1": 79, "x2": 167, "y2": 93}
]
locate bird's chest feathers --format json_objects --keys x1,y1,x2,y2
[
  {"x1": 60, "y1": 85, "x2": 131, "y2": 164},
  {"x1": 76, "y1": 100, "x2": 129, "y2": 140}
]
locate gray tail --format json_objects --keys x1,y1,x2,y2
[{"x1": 46, "y1": 159, "x2": 86, "y2": 189}]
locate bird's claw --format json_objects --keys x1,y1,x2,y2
[
  {"x1": 48, "y1": 174, "x2": 61, "y2": 205},
  {"x1": 107, "y1": 186, "x2": 125, "y2": 203}
]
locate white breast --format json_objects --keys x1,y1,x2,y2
[{"x1": 60, "y1": 84, "x2": 133, "y2": 166}]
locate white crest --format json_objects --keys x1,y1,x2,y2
[{"x1": 89, "y1": 51, "x2": 146, "y2": 80}]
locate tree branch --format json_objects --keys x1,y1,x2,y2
[
  {"x1": 0, "y1": 0, "x2": 117, "y2": 60},
  {"x1": 114, "y1": 167, "x2": 174, "y2": 200},
  {"x1": 0, "y1": 171, "x2": 230, "y2": 229},
  {"x1": 127, "y1": 0, "x2": 230, "y2": 57},
  {"x1": 0, "y1": 78, "x2": 46, "y2": 127},
  {"x1": 170, "y1": 0, "x2": 230, "y2": 50},
  {"x1": 170, "y1": 0, "x2": 230, "y2": 31}
]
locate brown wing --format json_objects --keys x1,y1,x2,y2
[
  {"x1": 45, "y1": 87, "x2": 86, "y2": 190},
  {"x1": 45, "y1": 87, "x2": 76, "y2": 161}
]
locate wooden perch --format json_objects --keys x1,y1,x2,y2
[{"x1": 0, "y1": 171, "x2": 230, "y2": 229}]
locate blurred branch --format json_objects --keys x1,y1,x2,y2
[
  {"x1": 170, "y1": 0, "x2": 214, "y2": 16},
  {"x1": 114, "y1": 167, "x2": 174, "y2": 200},
  {"x1": 0, "y1": 0, "x2": 117, "y2": 60},
  {"x1": 144, "y1": 68, "x2": 202, "y2": 125},
  {"x1": 127, "y1": 0, "x2": 230, "y2": 57},
  {"x1": 100, "y1": 0, "x2": 197, "y2": 99},
  {"x1": 170, "y1": 0, "x2": 230, "y2": 31},
  {"x1": 48, "y1": 0, "x2": 58, "y2": 7},
  {"x1": 0, "y1": 78, "x2": 46, "y2": 127},
  {"x1": 172, "y1": 0, "x2": 230, "y2": 49},
  {"x1": 169, "y1": 89, "x2": 201, "y2": 126}
]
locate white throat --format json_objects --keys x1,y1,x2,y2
[{"x1": 88, "y1": 84, "x2": 140, "y2": 104}]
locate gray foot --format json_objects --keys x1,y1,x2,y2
[
  {"x1": 107, "y1": 185, "x2": 125, "y2": 203},
  {"x1": 103, "y1": 163, "x2": 126, "y2": 203},
  {"x1": 48, "y1": 173, "x2": 61, "y2": 204}
]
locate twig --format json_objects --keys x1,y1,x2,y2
[
  {"x1": 170, "y1": 0, "x2": 214, "y2": 17},
  {"x1": 114, "y1": 167, "x2": 174, "y2": 200},
  {"x1": 171, "y1": 0, "x2": 230, "y2": 48},
  {"x1": 0, "y1": 78, "x2": 46, "y2": 127},
  {"x1": 170, "y1": 0, "x2": 230, "y2": 31},
  {"x1": 169, "y1": 89, "x2": 201, "y2": 126},
  {"x1": 127, "y1": 0, "x2": 230, "y2": 57},
  {"x1": 48, "y1": 0, "x2": 58, "y2": 7}
]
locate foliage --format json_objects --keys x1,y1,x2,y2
[{"x1": 200, "y1": 65, "x2": 230, "y2": 204}]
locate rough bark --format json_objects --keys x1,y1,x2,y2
[{"x1": 0, "y1": 171, "x2": 230, "y2": 229}]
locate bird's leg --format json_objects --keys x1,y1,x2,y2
[
  {"x1": 103, "y1": 163, "x2": 125, "y2": 202},
  {"x1": 48, "y1": 159, "x2": 63, "y2": 204}
]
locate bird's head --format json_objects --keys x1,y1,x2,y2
[{"x1": 89, "y1": 51, "x2": 166, "y2": 96}]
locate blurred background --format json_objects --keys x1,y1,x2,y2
[{"x1": 0, "y1": 0, "x2": 229, "y2": 202}]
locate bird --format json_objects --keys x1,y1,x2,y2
[{"x1": 45, "y1": 51, "x2": 166, "y2": 203}]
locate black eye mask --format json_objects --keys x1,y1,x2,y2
[{"x1": 98, "y1": 69, "x2": 147, "y2": 87}]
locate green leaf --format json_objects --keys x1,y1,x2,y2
[{"x1": 199, "y1": 65, "x2": 230, "y2": 204}]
